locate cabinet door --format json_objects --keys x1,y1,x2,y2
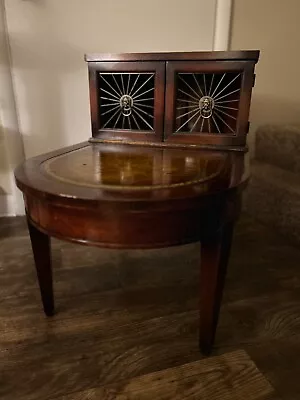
[
  {"x1": 88, "y1": 61, "x2": 165, "y2": 142},
  {"x1": 164, "y1": 61, "x2": 256, "y2": 147}
]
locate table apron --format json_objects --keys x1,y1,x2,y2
[{"x1": 24, "y1": 193, "x2": 242, "y2": 249}]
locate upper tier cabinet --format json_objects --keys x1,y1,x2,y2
[{"x1": 86, "y1": 51, "x2": 259, "y2": 149}]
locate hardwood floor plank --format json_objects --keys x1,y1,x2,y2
[
  {"x1": 0, "y1": 335, "x2": 200, "y2": 400},
  {"x1": 0, "y1": 294, "x2": 297, "y2": 400},
  {"x1": 1, "y1": 288, "x2": 300, "y2": 361},
  {"x1": 53, "y1": 350, "x2": 276, "y2": 400},
  {"x1": 244, "y1": 336, "x2": 300, "y2": 400},
  {"x1": 0, "y1": 214, "x2": 299, "y2": 400}
]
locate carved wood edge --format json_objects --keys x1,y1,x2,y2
[{"x1": 88, "y1": 137, "x2": 249, "y2": 153}]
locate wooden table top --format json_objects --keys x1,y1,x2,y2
[{"x1": 15, "y1": 141, "x2": 248, "y2": 203}]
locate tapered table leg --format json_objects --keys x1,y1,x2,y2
[
  {"x1": 27, "y1": 218, "x2": 54, "y2": 316},
  {"x1": 199, "y1": 223, "x2": 234, "y2": 355}
]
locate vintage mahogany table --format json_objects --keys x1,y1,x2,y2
[{"x1": 15, "y1": 51, "x2": 259, "y2": 354}]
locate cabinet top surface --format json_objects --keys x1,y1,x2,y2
[
  {"x1": 15, "y1": 142, "x2": 248, "y2": 203},
  {"x1": 85, "y1": 50, "x2": 260, "y2": 63}
]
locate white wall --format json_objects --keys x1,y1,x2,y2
[
  {"x1": 5, "y1": 0, "x2": 218, "y2": 159},
  {"x1": 0, "y1": 0, "x2": 24, "y2": 216},
  {"x1": 1, "y1": 0, "x2": 234, "y2": 215}
]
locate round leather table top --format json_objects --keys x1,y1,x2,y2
[{"x1": 15, "y1": 141, "x2": 248, "y2": 203}]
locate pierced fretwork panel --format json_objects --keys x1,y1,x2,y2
[
  {"x1": 175, "y1": 72, "x2": 242, "y2": 134},
  {"x1": 98, "y1": 72, "x2": 155, "y2": 131}
]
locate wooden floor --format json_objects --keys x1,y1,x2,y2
[{"x1": 0, "y1": 214, "x2": 300, "y2": 399}]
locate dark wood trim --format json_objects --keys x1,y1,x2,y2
[
  {"x1": 164, "y1": 134, "x2": 246, "y2": 147},
  {"x1": 236, "y1": 62, "x2": 256, "y2": 137},
  {"x1": 88, "y1": 137, "x2": 248, "y2": 152},
  {"x1": 85, "y1": 50, "x2": 260, "y2": 63},
  {"x1": 88, "y1": 67, "x2": 100, "y2": 134}
]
